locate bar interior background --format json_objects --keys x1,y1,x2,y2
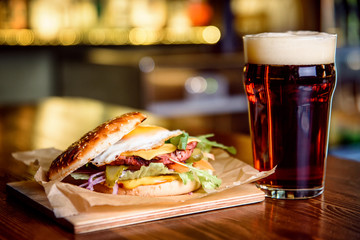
[{"x1": 0, "y1": 0, "x2": 359, "y2": 161}]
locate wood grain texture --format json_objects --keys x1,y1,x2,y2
[
  {"x1": 6, "y1": 181, "x2": 264, "y2": 234},
  {"x1": 2, "y1": 155, "x2": 359, "y2": 239}
]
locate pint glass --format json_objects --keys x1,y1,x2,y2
[{"x1": 243, "y1": 32, "x2": 337, "y2": 199}]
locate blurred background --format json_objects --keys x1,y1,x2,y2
[{"x1": 0, "y1": 0, "x2": 359, "y2": 160}]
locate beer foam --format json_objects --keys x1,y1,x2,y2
[{"x1": 243, "y1": 31, "x2": 337, "y2": 65}]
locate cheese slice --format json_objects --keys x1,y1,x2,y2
[
  {"x1": 121, "y1": 143, "x2": 177, "y2": 160},
  {"x1": 121, "y1": 137, "x2": 200, "y2": 160},
  {"x1": 118, "y1": 175, "x2": 179, "y2": 189}
]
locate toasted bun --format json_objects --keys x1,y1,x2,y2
[
  {"x1": 93, "y1": 179, "x2": 201, "y2": 197},
  {"x1": 48, "y1": 112, "x2": 147, "y2": 181}
]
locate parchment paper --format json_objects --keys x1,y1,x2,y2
[{"x1": 12, "y1": 148, "x2": 274, "y2": 218}]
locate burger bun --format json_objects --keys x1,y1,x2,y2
[{"x1": 93, "y1": 179, "x2": 201, "y2": 197}]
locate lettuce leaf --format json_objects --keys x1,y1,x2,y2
[
  {"x1": 167, "y1": 132, "x2": 189, "y2": 150},
  {"x1": 196, "y1": 134, "x2": 237, "y2": 155},
  {"x1": 177, "y1": 170, "x2": 194, "y2": 185},
  {"x1": 169, "y1": 158, "x2": 221, "y2": 190},
  {"x1": 119, "y1": 163, "x2": 175, "y2": 181},
  {"x1": 167, "y1": 131, "x2": 236, "y2": 155}
]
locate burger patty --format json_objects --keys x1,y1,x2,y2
[{"x1": 110, "y1": 141, "x2": 198, "y2": 169}]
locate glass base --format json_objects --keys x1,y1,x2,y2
[{"x1": 256, "y1": 184, "x2": 324, "y2": 199}]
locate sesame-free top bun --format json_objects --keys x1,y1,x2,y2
[
  {"x1": 47, "y1": 112, "x2": 147, "y2": 182},
  {"x1": 93, "y1": 179, "x2": 201, "y2": 197}
]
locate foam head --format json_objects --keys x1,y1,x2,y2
[{"x1": 243, "y1": 31, "x2": 337, "y2": 65}]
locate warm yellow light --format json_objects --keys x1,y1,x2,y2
[
  {"x1": 202, "y1": 26, "x2": 221, "y2": 44},
  {"x1": 130, "y1": 0, "x2": 167, "y2": 29},
  {"x1": 112, "y1": 29, "x2": 129, "y2": 45},
  {"x1": 32, "y1": 33, "x2": 48, "y2": 46},
  {"x1": 0, "y1": 26, "x2": 220, "y2": 46},
  {"x1": 190, "y1": 27, "x2": 203, "y2": 44},
  {"x1": 165, "y1": 28, "x2": 178, "y2": 44},
  {"x1": 129, "y1": 28, "x2": 148, "y2": 45},
  {"x1": 31, "y1": 7, "x2": 61, "y2": 41},
  {"x1": 166, "y1": 27, "x2": 189, "y2": 44},
  {"x1": 59, "y1": 29, "x2": 79, "y2": 46},
  {"x1": 0, "y1": 30, "x2": 5, "y2": 44},
  {"x1": 146, "y1": 30, "x2": 162, "y2": 44},
  {"x1": 88, "y1": 29, "x2": 106, "y2": 45},
  {"x1": 17, "y1": 29, "x2": 35, "y2": 46},
  {"x1": 103, "y1": 29, "x2": 115, "y2": 45},
  {"x1": 129, "y1": 28, "x2": 162, "y2": 45},
  {"x1": 5, "y1": 30, "x2": 17, "y2": 45}
]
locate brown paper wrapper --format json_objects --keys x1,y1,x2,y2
[{"x1": 12, "y1": 148, "x2": 274, "y2": 218}]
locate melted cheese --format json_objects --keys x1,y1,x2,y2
[
  {"x1": 118, "y1": 175, "x2": 179, "y2": 189},
  {"x1": 121, "y1": 144, "x2": 177, "y2": 160}
]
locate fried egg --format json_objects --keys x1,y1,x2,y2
[{"x1": 92, "y1": 125, "x2": 183, "y2": 166}]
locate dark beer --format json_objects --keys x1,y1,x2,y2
[
  {"x1": 244, "y1": 63, "x2": 336, "y2": 191},
  {"x1": 243, "y1": 32, "x2": 337, "y2": 198}
]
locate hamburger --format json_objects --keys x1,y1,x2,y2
[{"x1": 47, "y1": 112, "x2": 236, "y2": 197}]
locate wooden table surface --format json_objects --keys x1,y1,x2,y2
[{"x1": 0, "y1": 97, "x2": 359, "y2": 239}]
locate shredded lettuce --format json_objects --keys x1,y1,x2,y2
[
  {"x1": 167, "y1": 131, "x2": 236, "y2": 155},
  {"x1": 169, "y1": 158, "x2": 221, "y2": 190},
  {"x1": 196, "y1": 134, "x2": 237, "y2": 155}
]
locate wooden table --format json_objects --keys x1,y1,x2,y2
[{"x1": 1, "y1": 98, "x2": 359, "y2": 239}]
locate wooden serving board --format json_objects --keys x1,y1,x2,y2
[{"x1": 6, "y1": 181, "x2": 264, "y2": 234}]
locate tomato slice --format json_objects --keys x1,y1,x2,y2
[
  {"x1": 193, "y1": 159, "x2": 214, "y2": 171},
  {"x1": 167, "y1": 162, "x2": 189, "y2": 173},
  {"x1": 168, "y1": 159, "x2": 214, "y2": 173}
]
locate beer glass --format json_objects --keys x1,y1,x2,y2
[{"x1": 243, "y1": 32, "x2": 337, "y2": 199}]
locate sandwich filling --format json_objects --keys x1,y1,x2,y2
[{"x1": 69, "y1": 125, "x2": 236, "y2": 194}]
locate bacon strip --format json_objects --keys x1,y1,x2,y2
[{"x1": 109, "y1": 141, "x2": 198, "y2": 170}]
